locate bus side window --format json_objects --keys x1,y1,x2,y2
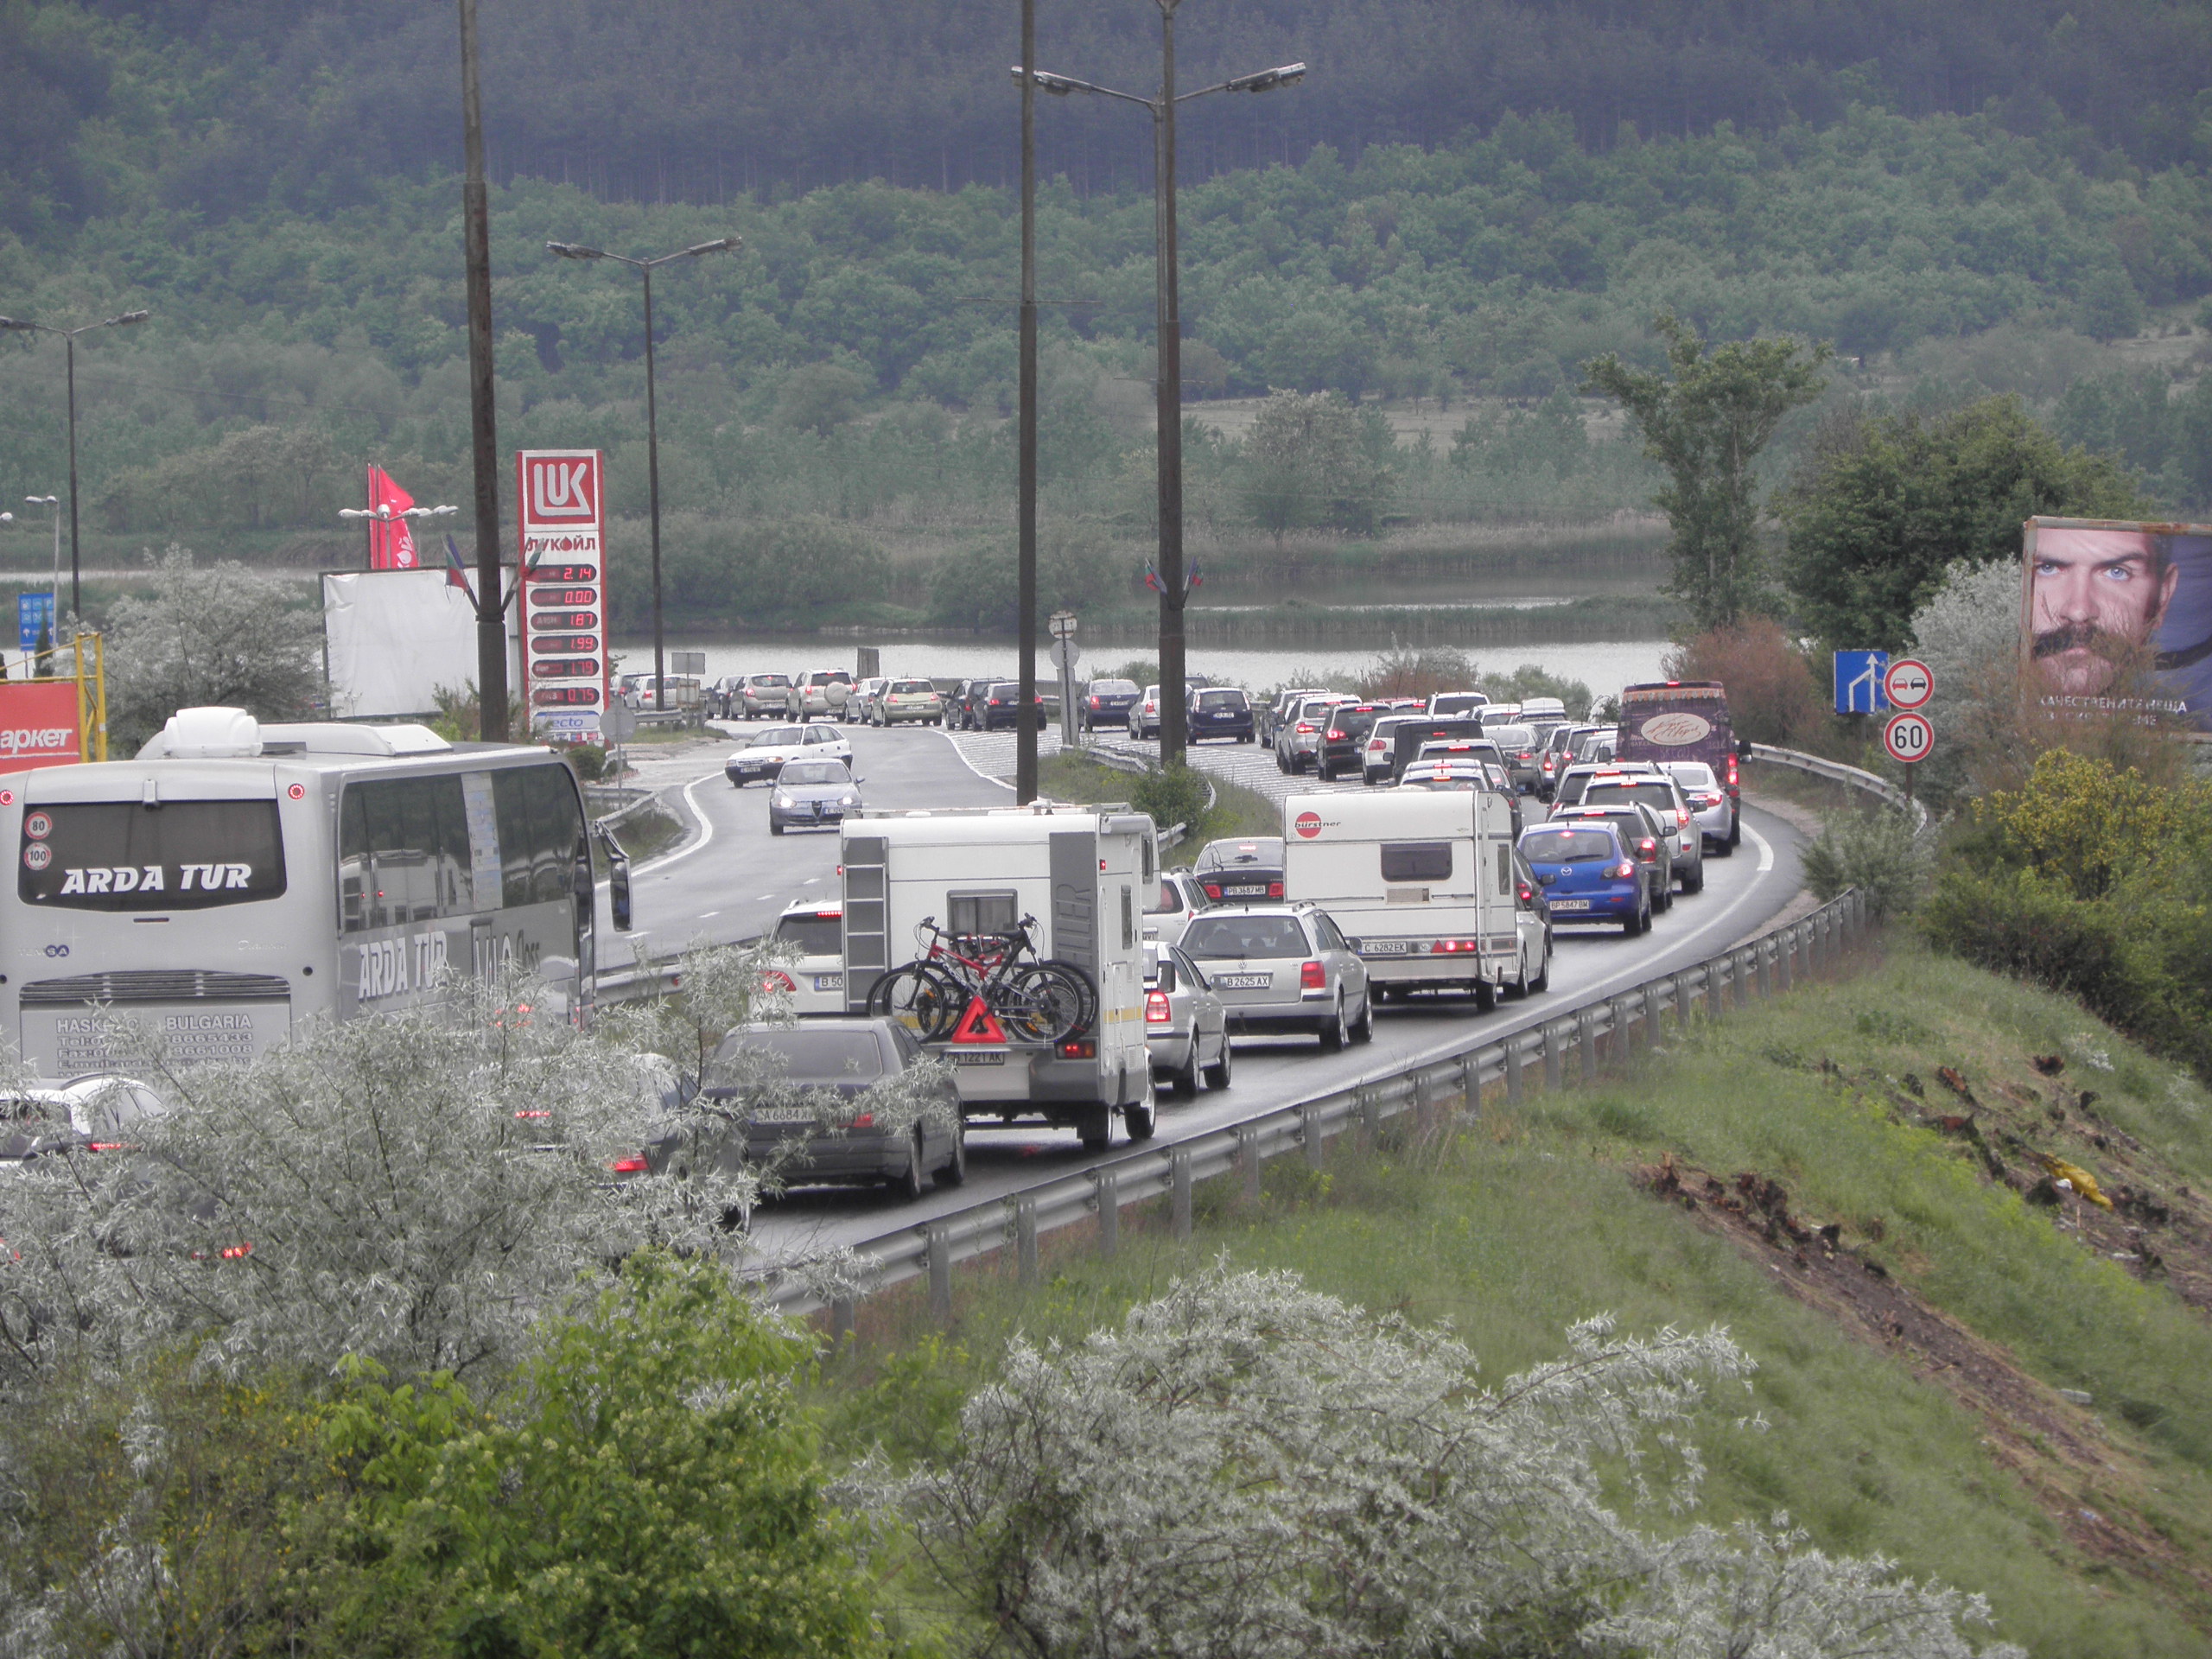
[
  {"x1": 345, "y1": 776, "x2": 474, "y2": 928},
  {"x1": 493, "y1": 766, "x2": 585, "y2": 909},
  {"x1": 339, "y1": 789, "x2": 370, "y2": 932}
]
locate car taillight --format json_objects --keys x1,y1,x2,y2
[
  {"x1": 1204, "y1": 882, "x2": 1223, "y2": 899},
  {"x1": 760, "y1": 970, "x2": 796, "y2": 993},
  {"x1": 219, "y1": 1242, "x2": 254, "y2": 1261},
  {"x1": 1295, "y1": 721, "x2": 1315, "y2": 733},
  {"x1": 86, "y1": 1141, "x2": 130, "y2": 1152},
  {"x1": 1517, "y1": 751, "x2": 1533, "y2": 760},
  {"x1": 609, "y1": 1155, "x2": 649, "y2": 1173},
  {"x1": 988, "y1": 697, "x2": 1004, "y2": 705},
  {"x1": 1637, "y1": 838, "x2": 1657, "y2": 857},
  {"x1": 512, "y1": 1109, "x2": 551, "y2": 1120},
  {"x1": 1677, "y1": 808, "x2": 1692, "y2": 827},
  {"x1": 1326, "y1": 728, "x2": 1344, "y2": 740},
  {"x1": 1146, "y1": 990, "x2": 1173, "y2": 1023},
  {"x1": 851, "y1": 1112, "x2": 874, "y2": 1128},
  {"x1": 1612, "y1": 861, "x2": 1637, "y2": 879},
  {"x1": 1517, "y1": 881, "x2": 1534, "y2": 903},
  {"x1": 1268, "y1": 880, "x2": 1285, "y2": 898},
  {"x1": 1300, "y1": 960, "x2": 1326, "y2": 990}
]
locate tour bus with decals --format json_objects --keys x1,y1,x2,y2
[
  {"x1": 1279, "y1": 787, "x2": 1534, "y2": 1008},
  {"x1": 0, "y1": 706, "x2": 613, "y2": 1077}
]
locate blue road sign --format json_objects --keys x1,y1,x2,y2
[
  {"x1": 17, "y1": 593, "x2": 54, "y2": 657},
  {"x1": 1834, "y1": 650, "x2": 1890, "y2": 715}
]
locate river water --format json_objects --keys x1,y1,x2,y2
[{"x1": 615, "y1": 634, "x2": 1671, "y2": 699}]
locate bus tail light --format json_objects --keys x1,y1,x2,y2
[{"x1": 1300, "y1": 960, "x2": 1326, "y2": 990}]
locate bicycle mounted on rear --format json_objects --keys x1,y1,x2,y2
[{"x1": 866, "y1": 913, "x2": 1097, "y2": 1046}]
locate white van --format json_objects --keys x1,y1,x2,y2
[
  {"x1": 1280, "y1": 788, "x2": 1529, "y2": 1009},
  {"x1": 840, "y1": 805, "x2": 1156, "y2": 1148}
]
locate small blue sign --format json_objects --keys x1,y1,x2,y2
[
  {"x1": 1834, "y1": 650, "x2": 1890, "y2": 715},
  {"x1": 17, "y1": 593, "x2": 54, "y2": 657}
]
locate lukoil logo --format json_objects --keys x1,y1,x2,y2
[
  {"x1": 0, "y1": 727, "x2": 73, "y2": 754},
  {"x1": 527, "y1": 458, "x2": 596, "y2": 520}
]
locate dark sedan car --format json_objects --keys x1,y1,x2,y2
[
  {"x1": 648, "y1": 1020, "x2": 965, "y2": 1203},
  {"x1": 1079, "y1": 678, "x2": 1142, "y2": 730},
  {"x1": 1192, "y1": 836, "x2": 1286, "y2": 905},
  {"x1": 1186, "y1": 685, "x2": 1255, "y2": 743},
  {"x1": 975, "y1": 680, "x2": 1048, "y2": 730}
]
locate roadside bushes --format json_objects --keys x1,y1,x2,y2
[
  {"x1": 1802, "y1": 807, "x2": 1930, "y2": 920},
  {"x1": 1922, "y1": 750, "x2": 2212, "y2": 1078}
]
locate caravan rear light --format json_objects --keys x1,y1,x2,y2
[
  {"x1": 1146, "y1": 990, "x2": 1173, "y2": 1024},
  {"x1": 1058, "y1": 1038, "x2": 1096, "y2": 1058},
  {"x1": 1429, "y1": 938, "x2": 1479, "y2": 954},
  {"x1": 1268, "y1": 880, "x2": 1284, "y2": 898},
  {"x1": 1300, "y1": 960, "x2": 1326, "y2": 990}
]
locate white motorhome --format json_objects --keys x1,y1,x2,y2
[
  {"x1": 839, "y1": 804, "x2": 1156, "y2": 1148},
  {"x1": 1281, "y1": 788, "x2": 1524, "y2": 1008}
]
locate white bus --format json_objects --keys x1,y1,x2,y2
[{"x1": 0, "y1": 707, "x2": 621, "y2": 1076}]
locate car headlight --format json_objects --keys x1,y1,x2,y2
[
  {"x1": 840, "y1": 792, "x2": 860, "y2": 806},
  {"x1": 774, "y1": 793, "x2": 794, "y2": 808}
]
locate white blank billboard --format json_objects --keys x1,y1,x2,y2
[{"x1": 322, "y1": 568, "x2": 519, "y2": 721}]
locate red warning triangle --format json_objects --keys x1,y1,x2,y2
[{"x1": 950, "y1": 995, "x2": 1008, "y2": 1045}]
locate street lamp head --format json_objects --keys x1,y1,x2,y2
[
  {"x1": 680, "y1": 236, "x2": 741, "y2": 258},
  {"x1": 429, "y1": 504, "x2": 459, "y2": 515},
  {"x1": 545, "y1": 241, "x2": 605, "y2": 260},
  {"x1": 25, "y1": 495, "x2": 57, "y2": 506},
  {"x1": 104, "y1": 309, "x2": 150, "y2": 327},
  {"x1": 0, "y1": 513, "x2": 11, "y2": 524},
  {"x1": 1015, "y1": 66, "x2": 1081, "y2": 94},
  {"x1": 0, "y1": 317, "x2": 35, "y2": 333},
  {"x1": 1225, "y1": 61, "x2": 1306, "y2": 93},
  {"x1": 337, "y1": 508, "x2": 374, "y2": 520}
]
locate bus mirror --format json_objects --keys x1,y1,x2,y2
[{"x1": 596, "y1": 823, "x2": 634, "y2": 931}]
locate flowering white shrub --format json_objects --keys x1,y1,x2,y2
[
  {"x1": 906, "y1": 1263, "x2": 2022, "y2": 1659},
  {"x1": 0, "y1": 942, "x2": 935, "y2": 1384}
]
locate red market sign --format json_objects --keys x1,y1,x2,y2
[{"x1": 0, "y1": 681, "x2": 84, "y2": 771}]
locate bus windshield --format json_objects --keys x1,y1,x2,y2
[{"x1": 21, "y1": 800, "x2": 286, "y2": 911}]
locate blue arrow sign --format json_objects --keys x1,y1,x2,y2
[
  {"x1": 1834, "y1": 650, "x2": 1890, "y2": 715},
  {"x1": 17, "y1": 593, "x2": 53, "y2": 658}
]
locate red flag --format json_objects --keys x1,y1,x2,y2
[{"x1": 366, "y1": 465, "x2": 418, "y2": 569}]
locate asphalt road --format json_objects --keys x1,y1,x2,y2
[{"x1": 643, "y1": 721, "x2": 1817, "y2": 1262}]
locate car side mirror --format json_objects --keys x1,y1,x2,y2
[{"x1": 596, "y1": 821, "x2": 633, "y2": 931}]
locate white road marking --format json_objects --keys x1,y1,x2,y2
[{"x1": 632, "y1": 769, "x2": 728, "y2": 874}]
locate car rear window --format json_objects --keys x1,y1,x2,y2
[
  {"x1": 724, "y1": 1027, "x2": 884, "y2": 1079},
  {"x1": 1586, "y1": 781, "x2": 1678, "y2": 812},
  {"x1": 749, "y1": 674, "x2": 790, "y2": 687},
  {"x1": 1182, "y1": 914, "x2": 1310, "y2": 959},
  {"x1": 1523, "y1": 829, "x2": 1619, "y2": 862},
  {"x1": 773, "y1": 912, "x2": 844, "y2": 954},
  {"x1": 1194, "y1": 689, "x2": 1248, "y2": 710},
  {"x1": 1430, "y1": 694, "x2": 1486, "y2": 715},
  {"x1": 1147, "y1": 879, "x2": 1188, "y2": 915},
  {"x1": 1198, "y1": 839, "x2": 1284, "y2": 869},
  {"x1": 890, "y1": 679, "x2": 935, "y2": 694},
  {"x1": 1665, "y1": 762, "x2": 1717, "y2": 787},
  {"x1": 1484, "y1": 724, "x2": 1537, "y2": 749}
]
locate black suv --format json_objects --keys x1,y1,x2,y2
[
  {"x1": 1317, "y1": 702, "x2": 1389, "y2": 780},
  {"x1": 1193, "y1": 836, "x2": 1287, "y2": 905},
  {"x1": 1186, "y1": 685, "x2": 1255, "y2": 743}
]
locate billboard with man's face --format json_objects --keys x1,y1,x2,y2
[{"x1": 2021, "y1": 517, "x2": 2212, "y2": 728}]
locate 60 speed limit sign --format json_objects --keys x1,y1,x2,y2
[{"x1": 1883, "y1": 711, "x2": 1934, "y2": 763}]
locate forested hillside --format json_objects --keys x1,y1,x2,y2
[{"x1": 3, "y1": 0, "x2": 2210, "y2": 629}]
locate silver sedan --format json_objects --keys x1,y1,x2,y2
[
  {"x1": 1143, "y1": 940, "x2": 1232, "y2": 1096},
  {"x1": 1176, "y1": 902, "x2": 1372, "y2": 1052}
]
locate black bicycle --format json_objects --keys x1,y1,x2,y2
[{"x1": 865, "y1": 914, "x2": 1096, "y2": 1046}]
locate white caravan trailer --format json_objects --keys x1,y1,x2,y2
[
  {"x1": 1281, "y1": 788, "x2": 1520, "y2": 1008},
  {"x1": 840, "y1": 804, "x2": 1156, "y2": 1149}
]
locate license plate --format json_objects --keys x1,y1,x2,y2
[
  {"x1": 813, "y1": 974, "x2": 842, "y2": 992},
  {"x1": 953, "y1": 1050, "x2": 1008, "y2": 1065},
  {"x1": 1227, "y1": 884, "x2": 1268, "y2": 896},
  {"x1": 1363, "y1": 940, "x2": 1410, "y2": 955},
  {"x1": 1553, "y1": 899, "x2": 1591, "y2": 912},
  {"x1": 749, "y1": 1105, "x2": 819, "y2": 1124},
  {"x1": 1215, "y1": 973, "x2": 1274, "y2": 990}
]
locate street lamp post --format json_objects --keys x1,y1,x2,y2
[
  {"x1": 0, "y1": 310, "x2": 150, "y2": 623},
  {"x1": 545, "y1": 238, "x2": 741, "y2": 709},
  {"x1": 1018, "y1": 29, "x2": 1303, "y2": 765}
]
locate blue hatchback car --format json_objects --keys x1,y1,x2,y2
[{"x1": 1517, "y1": 821, "x2": 1651, "y2": 936}]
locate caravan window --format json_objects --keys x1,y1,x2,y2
[
  {"x1": 947, "y1": 891, "x2": 1020, "y2": 938},
  {"x1": 1379, "y1": 842, "x2": 1452, "y2": 882}
]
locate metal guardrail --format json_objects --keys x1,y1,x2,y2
[
  {"x1": 1748, "y1": 744, "x2": 1929, "y2": 836},
  {"x1": 779, "y1": 886, "x2": 1872, "y2": 1327}
]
